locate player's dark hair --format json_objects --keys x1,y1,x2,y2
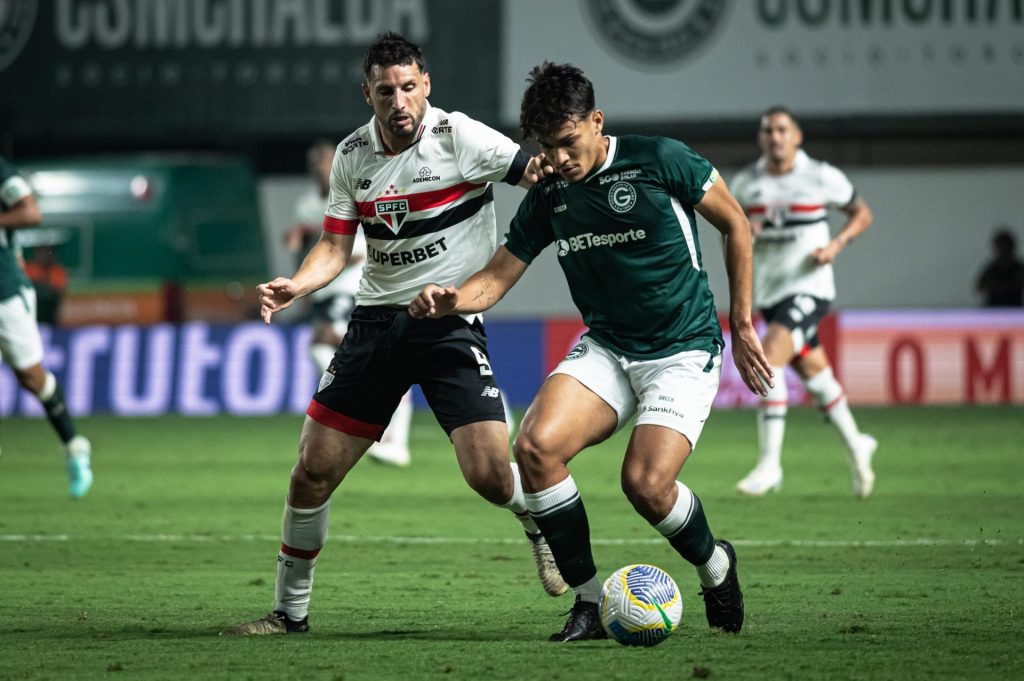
[
  {"x1": 519, "y1": 62, "x2": 596, "y2": 140},
  {"x1": 761, "y1": 105, "x2": 800, "y2": 129},
  {"x1": 363, "y1": 32, "x2": 426, "y2": 79}
]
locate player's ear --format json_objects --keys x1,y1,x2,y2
[
  {"x1": 422, "y1": 72, "x2": 431, "y2": 98},
  {"x1": 361, "y1": 82, "x2": 372, "y2": 106},
  {"x1": 592, "y1": 110, "x2": 604, "y2": 135}
]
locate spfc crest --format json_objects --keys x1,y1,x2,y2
[{"x1": 375, "y1": 197, "x2": 409, "y2": 233}]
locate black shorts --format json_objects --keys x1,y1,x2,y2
[
  {"x1": 759, "y1": 294, "x2": 831, "y2": 356},
  {"x1": 307, "y1": 305, "x2": 506, "y2": 438}
]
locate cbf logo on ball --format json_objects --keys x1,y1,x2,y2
[
  {"x1": 584, "y1": 0, "x2": 729, "y2": 65},
  {"x1": 608, "y1": 181, "x2": 636, "y2": 213},
  {"x1": 0, "y1": 0, "x2": 37, "y2": 73}
]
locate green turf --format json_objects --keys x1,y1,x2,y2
[{"x1": 1, "y1": 406, "x2": 1022, "y2": 680}]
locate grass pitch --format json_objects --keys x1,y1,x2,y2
[{"x1": 1, "y1": 406, "x2": 1022, "y2": 680}]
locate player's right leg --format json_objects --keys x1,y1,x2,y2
[
  {"x1": 515, "y1": 342, "x2": 627, "y2": 642},
  {"x1": 795, "y1": 348, "x2": 877, "y2": 497},
  {"x1": 737, "y1": 321, "x2": 792, "y2": 496},
  {"x1": 1, "y1": 287, "x2": 92, "y2": 498},
  {"x1": 220, "y1": 417, "x2": 373, "y2": 635}
]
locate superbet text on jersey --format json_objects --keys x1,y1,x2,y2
[{"x1": 322, "y1": 104, "x2": 526, "y2": 309}]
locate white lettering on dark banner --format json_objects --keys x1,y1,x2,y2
[{"x1": 55, "y1": 0, "x2": 430, "y2": 50}]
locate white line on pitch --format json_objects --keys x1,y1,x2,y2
[{"x1": 0, "y1": 534, "x2": 1017, "y2": 547}]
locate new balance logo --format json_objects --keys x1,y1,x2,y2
[{"x1": 481, "y1": 387, "x2": 500, "y2": 398}]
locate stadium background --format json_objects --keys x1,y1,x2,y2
[{"x1": 1, "y1": 0, "x2": 1022, "y2": 411}]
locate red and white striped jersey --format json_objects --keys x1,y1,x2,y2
[
  {"x1": 323, "y1": 104, "x2": 524, "y2": 308},
  {"x1": 731, "y1": 149, "x2": 855, "y2": 308}
]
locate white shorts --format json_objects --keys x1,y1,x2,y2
[
  {"x1": 550, "y1": 336, "x2": 722, "y2": 448},
  {"x1": 0, "y1": 286, "x2": 44, "y2": 370}
]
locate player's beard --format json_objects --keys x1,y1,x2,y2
[{"x1": 385, "y1": 112, "x2": 421, "y2": 139}]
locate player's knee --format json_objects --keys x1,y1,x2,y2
[
  {"x1": 621, "y1": 469, "x2": 674, "y2": 518},
  {"x1": 511, "y1": 429, "x2": 561, "y2": 481}
]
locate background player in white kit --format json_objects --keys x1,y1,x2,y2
[
  {"x1": 287, "y1": 140, "x2": 413, "y2": 467},
  {"x1": 730, "y1": 106, "x2": 877, "y2": 498},
  {"x1": 221, "y1": 33, "x2": 561, "y2": 636}
]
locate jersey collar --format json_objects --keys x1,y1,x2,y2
[{"x1": 584, "y1": 135, "x2": 617, "y2": 182}]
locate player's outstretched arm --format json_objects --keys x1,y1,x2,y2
[
  {"x1": 696, "y1": 179, "x2": 774, "y2": 396},
  {"x1": 257, "y1": 231, "x2": 355, "y2": 324},
  {"x1": 409, "y1": 246, "x2": 529, "y2": 319}
]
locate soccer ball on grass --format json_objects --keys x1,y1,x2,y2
[{"x1": 599, "y1": 563, "x2": 682, "y2": 646}]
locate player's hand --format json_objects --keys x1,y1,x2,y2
[
  {"x1": 522, "y1": 153, "x2": 555, "y2": 184},
  {"x1": 730, "y1": 319, "x2": 774, "y2": 397},
  {"x1": 257, "y1": 277, "x2": 300, "y2": 324},
  {"x1": 811, "y1": 238, "x2": 844, "y2": 265},
  {"x1": 749, "y1": 218, "x2": 764, "y2": 236},
  {"x1": 409, "y1": 284, "x2": 458, "y2": 319}
]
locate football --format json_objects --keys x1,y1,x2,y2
[{"x1": 599, "y1": 564, "x2": 683, "y2": 646}]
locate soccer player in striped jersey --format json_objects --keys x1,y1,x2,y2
[
  {"x1": 412, "y1": 62, "x2": 772, "y2": 641},
  {"x1": 730, "y1": 106, "x2": 877, "y2": 498},
  {"x1": 220, "y1": 33, "x2": 563, "y2": 637}
]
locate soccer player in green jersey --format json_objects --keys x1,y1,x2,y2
[
  {"x1": 410, "y1": 62, "x2": 773, "y2": 641},
  {"x1": 0, "y1": 153, "x2": 93, "y2": 497}
]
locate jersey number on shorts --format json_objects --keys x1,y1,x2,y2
[{"x1": 470, "y1": 346, "x2": 493, "y2": 376}]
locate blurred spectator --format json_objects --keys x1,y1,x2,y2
[
  {"x1": 23, "y1": 246, "x2": 67, "y2": 325},
  {"x1": 976, "y1": 228, "x2": 1024, "y2": 307}
]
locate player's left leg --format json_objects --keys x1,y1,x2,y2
[
  {"x1": 623, "y1": 350, "x2": 743, "y2": 633},
  {"x1": 795, "y1": 348, "x2": 876, "y2": 498},
  {"x1": 1, "y1": 287, "x2": 91, "y2": 498},
  {"x1": 514, "y1": 373, "x2": 621, "y2": 641}
]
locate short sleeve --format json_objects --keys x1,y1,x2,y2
[
  {"x1": 323, "y1": 145, "x2": 360, "y2": 235},
  {"x1": 502, "y1": 184, "x2": 554, "y2": 265},
  {"x1": 655, "y1": 137, "x2": 716, "y2": 206},
  {"x1": 0, "y1": 157, "x2": 32, "y2": 210},
  {"x1": 450, "y1": 112, "x2": 521, "y2": 185},
  {"x1": 819, "y1": 162, "x2": 856, "y2": 208}
]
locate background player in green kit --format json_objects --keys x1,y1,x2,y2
[{"x1": 411, "y1": 62, "x2": 773, "y2": 641}]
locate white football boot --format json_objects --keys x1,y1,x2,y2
[
  {"x1": 366, "y1": 442, "x2": 411, "y2": 467},
  {"x1": 736, "y1": 463, "x2": 783, "y2": 496},
  {"x1": 850, "y1": 434, "x2": 877, "y2": 498},
  {"x1": 527, "y1": 533, "x2": 568, "y2": 597}
]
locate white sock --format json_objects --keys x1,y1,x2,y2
[
  {"x1": 573, "y1": 574, "x2": 603, "y2": 604},
  {"x1": 804, "y1": 368, "x2": 861, "y2": 452},
  {"x1": 36, "y1": 371, "x2": 57, "y2": 401},
  {"x1": 498, "y1": 463, "x2": 540, "y2": 535},
  {"x1": 523, "y1": 475, "x2": 579, "y2": 519},
  {"x1": 500, "y1": 390, "x2": 517, "y2": 437},
  {"x1": 309, "y1": 343, "x2": 336, "y2": 374},
  {"x1": 379, "y1": 390, "x2": 412, "y2": 451},
  {"x1": 756, "y1": 367, "x2": 788, "y2": 469},
  {"x1": 695, "y1": 545, "x2": 730, "y2": 588},
  {"x1": 653, "y1": 480, "x2": 695, "y2": 538},
  {"x1": 275, "y1": 499, "x2": 331, "y2": 621}
]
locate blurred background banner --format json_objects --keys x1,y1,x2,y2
[
  {"x1": 3, "y1": 311, "x2": 1021, "y2": 416},
  {"x1": 501, "y1": 0, "x2": 1024, "y2": 124},
  {"x1": 0, "y1": 0, "x2": 499, "y2": 145}
]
